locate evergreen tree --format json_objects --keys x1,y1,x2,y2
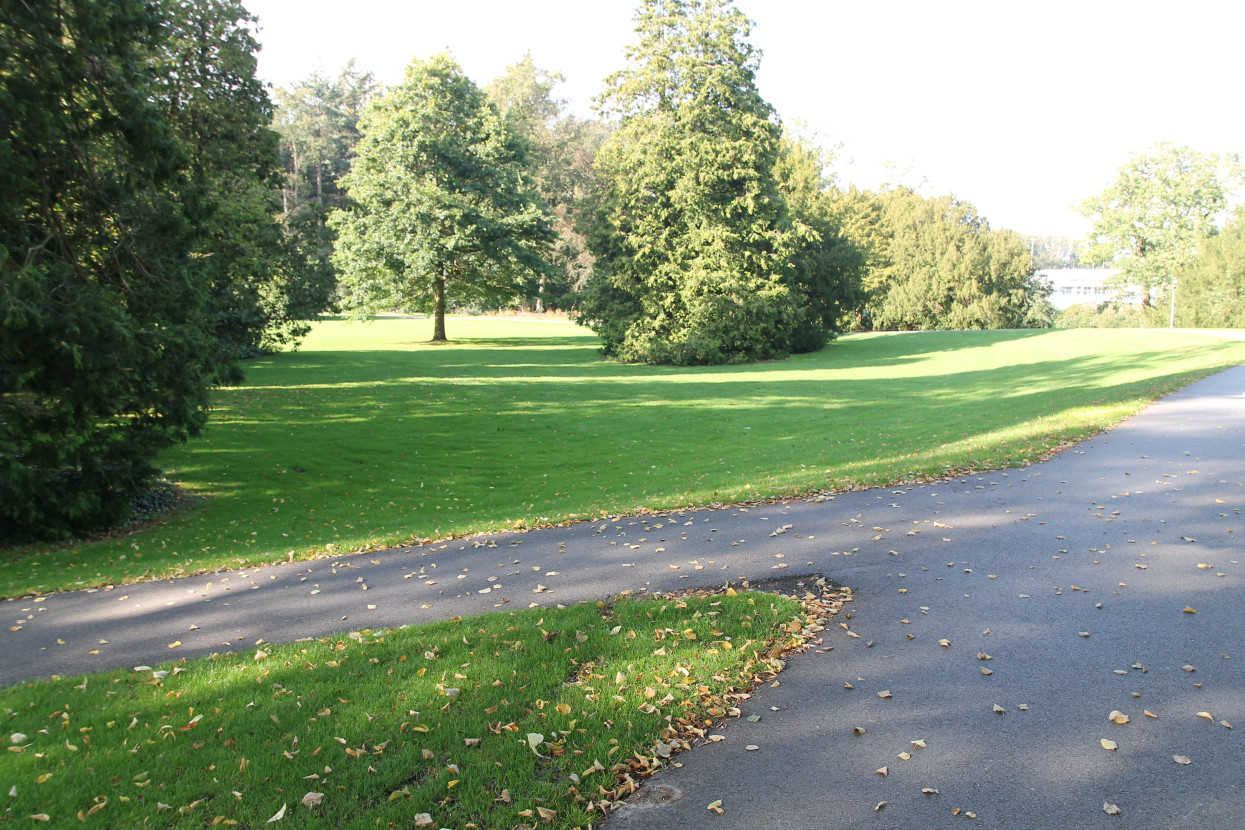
[
  {"x1": 1, "y1": 0, "x2": 212, "y2": 538},
  {"x1": 581, "y1": 0, "x2": 799, "y2": 364}
]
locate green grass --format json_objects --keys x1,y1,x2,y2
[
  {"x1": 4, "y1": 319, "x2": 1244, "y2": 598},
  {"x1": 1, "y1": 589, "x2": 815, "y2": 828}
]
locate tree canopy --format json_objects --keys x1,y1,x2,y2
[
  {"x1": 1078, "y1": 143, "x2": 1237, "y2": 307},
  {"x1": 330, "y1": 54, "x2": 553, "y2": 341},
  {"x1": 2, "y1": 0, "x2": 212, "y2": 537},
  {"x1": 1174, "y1": 206, "x2": 1245, "y2": 329},
  {"x1": 580, "y1": 0, "x2": 806, "y2": 364}
]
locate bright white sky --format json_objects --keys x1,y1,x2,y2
[{"x1": 246, "y1": 0, "x2": 1243, "y2": 238}]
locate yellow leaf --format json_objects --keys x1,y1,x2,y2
[
  {"x1": 1100, "y1": 739, "x2": 1118, "y2": 751},
  {"x1": 30, "y1": 815, "x2": 50, "y2": 823},
  {"x1": 1197, "y1": 711, "x2": 1214, "y2": 722},
  {"x1": 1108, "y1": 710, "x2": 1130, "y2": 724},
  {"x1": 37, "y1": 774, "x2": 52, "y2": 784},
  {"x1": 980, "y1": 667, "x2": 993, "y2": 675},
  {"x1": 910, "y1": 739, "x2": 926, "y2": 749},
  {"x1": 706, "y1": 800, "x2": 723, "y2": 813},
  {"x1": 993, "y1": 704, "x2": 1006, "y2": 714},
  {"x1": 939, "y1": 639, "x2": 951, "y2": 648},
  {"x1": 536, "y1": 806, "x2": 557, "y2": 821},
  {"x1": 446, "y1": 780, "x2": 459, "y2": 789},
  {"x1": 852, "y1": 726, "x2": 866, "y2": 736},
  {"x1": 875, "y1": 767, "x2": 888, "y2": 777},
  {"x1": 1182, "y1": 606, "x2": 1196, "y2": 614},
  {"x1": 877, "y1": 690, "x2": 892, "y2": 699},
  {"x1": 1144, "y1": 710, "x2": 1157, "y2": 719},
  {"x1": 897, "y1": 752, "x2": 911, "y2": 761},
  {"x1": 168, "y1": 641, "x2": 181, "y2": 649},
  {"x1": 555, "y1": 703, "x2": 571, "y2": 716}
]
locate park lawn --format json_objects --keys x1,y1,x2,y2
[
  {"x1": 0, "y1": 587, "x2": 825, "y2": 828},
  {"x1": 3, "y1": 320, "x2": 1244, "y2": 598}
]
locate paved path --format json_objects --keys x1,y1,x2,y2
[{"x1": 3, "y1": 365, "x2": 1243, "y2": 829}]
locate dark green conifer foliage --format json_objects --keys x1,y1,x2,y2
[{"x1": 1, "y1": 0, "x2": 211, "y2": 538}]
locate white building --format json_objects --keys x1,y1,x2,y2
[{"x1": 1036, "y1": 268, "x2": 1140, "y2": 310}]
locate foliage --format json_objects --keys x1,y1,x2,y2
[
  {"x1": 1053, "y1": 302, "x2": 1166, "y2": 329},
  {"x1": 1174, "y1": 206, "x2": 1245, "y2": 329},
  {"x1": 845, "y1": 188, "x2": 1050, "y2": 330},
  {"x1": 0, "y1": 0, "x2": 212, "y2": 538},
  {"x1": 5, "y1": 320, "x2": 1244, "y2": 596},
  {"x1": 330, "y1": 54, "x2": 553, "y2": 341},
  {"x1": 273, "y1": 60, "x2": 379, "y2": 312},
  {"x1": 154, "y1": 0, "x2": 324, "y2": 369},
  {"x1": 1028, "y1": 234, "x2": 1081, "y2": 270},
  {"x1": 0, "y1": 589, "x2": 810, "y2": 828},
  {"x1": 485, "y1": 55, "x2": 610, "y2": 312},
  {"x1": 1078, "y1": 143, "x2": 1238, "y2": 307},
  {"x1": 773, "y1": 132, "x2": 865, "y2": 351},
  {"x1": 581, "y1": 0, "x2": 801, "y2": 364}
]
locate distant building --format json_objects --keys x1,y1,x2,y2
[{"x1": 1036, "y1": 268, "x2": 1139, "y2": 310}]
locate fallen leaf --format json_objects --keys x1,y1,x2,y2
[
  {"x1": 706, "y1": 800, "x2": 724, "y2": 815},
  {"x1": 910, "y1": 739, "x2": 926, "y2": 749},
  {"x1": 980, "y1": 667, "x2": 993, "y2": 676},
  {"x1": 877, "y1": 690, "x2": 892, "y2": 699},
  {"x1": 993, "y1": 704, "x2": 1006, "y2": 714},
  {"x1": 922, "y1": 788, "x2": 940, "y2": 795},
  {"x1": 1196, "y1": 712, "x2": 1214, "y2": 722},
  {"x1": 1144, "y1": 710, "x2": 1157, "y2": 719},
  {"x1": 939, "y1": 639, "x2": 951, "y2": 648},
  {"x1": 852, "y1": 726, "x2": 866, "y2": 736},
  {"x1": 1182, "y1": 665, "x2": 1196, "y2": 672},
  {"x1": 874, "y1": 801, "x2": 887, "y2": 812},
  {"x1": 536, "y1": 806, "x2": 557, "y2": 821},
  {"x1": 301, "y1": 793, "x2": 323, "y2": 808},
  {"x1": 413, "y1": 815, "x2": 434, "y2": 827},
  {"x1": 1108, "y1": 710, "x2": 1130, "y2": 725},
  {"x1": 1103, "y1": 802, "x2": 1122, "y2": 816},
  {"x1": 1173, "y1": 755, "x2": 1192, "y2": 765},
  {"x1": 875, "y1": 767, "x2": 888, "y2": 777},
  {"x1": 267, "y1": 803, "x2": 287, "y2": 823},
  {"x1": 1100, "y1": 739, "x2": 1118, "y2": 751},
  {"x1": 1182, "y1": 606, "x2": 1196, "y2": 614},
  {"x1": 745, "y1": 745, "x2": 759, "y2": 751},
  {"x1": 898, "y1": 751, "x2": 911, "y2": 761},
  {"x1": 168, "y1": 641, "x2": 181, "y2": 649}
]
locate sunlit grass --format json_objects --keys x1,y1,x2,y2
[
  {"x1": 3, "y1": 319, "x2": 1243, "y2": 598},
  {"x1": 1, "y1": 589, "x2": 809, "y2": 828}
]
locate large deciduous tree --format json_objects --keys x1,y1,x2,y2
[
  {"x1": 581, "y1": 0, "x2": 800, "y2": 364},
  {"x1": 1078, "y1": 143, "x2": 1236, "y2": 308},
  {"x1": 330, "y1": 54, "x2": 553, "y2": 341},
  {"x1": 1, "y1": 0, "x2": 212, "y2": 538}
]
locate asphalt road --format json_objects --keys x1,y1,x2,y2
[{"x1": 2, "y1": 364, "x2": 1242, "y2": 830}]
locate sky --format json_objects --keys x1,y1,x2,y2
[{"x1": 245, "y1": 0, "x2": 1244, "y2": 238}]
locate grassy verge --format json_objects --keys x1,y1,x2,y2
[
  {"x1": 0, "y1": 585, "x2": 843, "y2": 828},
  {"x1": 3, "y1": 321, "x2": 1244, "y2": 598}
]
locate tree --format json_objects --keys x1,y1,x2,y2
[
  {"x1": 2, "y1": 0, "x2": 212, "y2": 538},
  {"x1": 841, "y1": 189, "x2": 1049, "y2": 331},
  {"x1": 330, "y1": 54, "x2": 553, "y2": 341},
  {"x1": 1175, "y1": 206, "x2": 1245, "y2": 329},
  {"x1": 485, "y1": 55, "x2": 610, "y2": 312},
  {"x1": 155, "y1": 0, "x2": 327, "y2": 371},
  {"x1": 273, "y1": 61, "x2": 379, "y2": 318},
  {"x1": 773, "y1": 131, "x2": 865, "y2": 351},
  {"x1": 1078, "y1": 143, "x2": 1237, "y2": 307},
  {"x1": 580, "y1": 0, "x2": 800, "y2": 364}
]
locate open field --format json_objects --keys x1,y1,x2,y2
[{"x1": 3, "y1": 319, "x2": 1244, "y2": 598}]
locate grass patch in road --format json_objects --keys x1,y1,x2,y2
[
  {"x1": 4, "y1": 321, "x2": 1244, "y2": 598},
  {"x1": 1, "y1": 586, "x2": 837, "y2": 828}
]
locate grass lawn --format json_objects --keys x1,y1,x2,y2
[
  {"x1": 3, "y1": 320, "x2": 1244, "y2": 598},
  {"x1": 0, "y1": 586, "x2": 835, "y2": 828}
]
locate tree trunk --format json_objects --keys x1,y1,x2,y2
[{"x1": 432, "y1": 274, "x2": 447, "y2": 341}]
